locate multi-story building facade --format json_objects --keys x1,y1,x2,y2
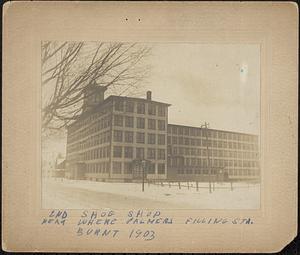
[
  {"x1": 66, "y1": 84, "x2": 260, "y2": 182},
  {"x1": 167, "y1": 124, "x2": 260, "y2": 181},
  {"x1": 66, "y1": 85, "x2": 170, "y2": 181}
]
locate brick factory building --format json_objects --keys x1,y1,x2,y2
[
  {"x1": 65, "y1": 84, "x2": 260, "y2": 182},
  {"x1": 167, "y1": 124, "x2": 260, "y2": 181}
]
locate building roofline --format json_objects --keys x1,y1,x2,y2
[
  {"x1": 67, "y1": 97, "x2": 113, "y2": 128},
  {"x1": 67, "y1": 94, "x2": 171, "y2": 129},
  {"x1": 108, "y1": 95, "x2": 171, "y2": 106},
  {"x1": 168, "y1": 123, "x2": 259, "y2": 137}
]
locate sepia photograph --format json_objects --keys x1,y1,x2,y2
[
  {"x1": 41, "y1": 42, "x2": 261, "y2": 210},
  {"x1": 3, "y1": 2, "x2": 297, "y2": 253}
]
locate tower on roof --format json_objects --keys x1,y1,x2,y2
[{"x1": 82, "y1": 81, "x2": 107, "y2": 112}]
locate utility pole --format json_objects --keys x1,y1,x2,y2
[
  {"x1": 141, "y1": 160, "x2": 145, "y2": 192},
  {"x1": 202, "y1": 122, "x2": 212, "y2": 194}
]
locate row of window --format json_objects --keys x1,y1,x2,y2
[
  {"x1": 113, "y1": 115, "x2": 166, "y2": 130},
  {"x1": 167, "y1": 136, "x2": 258, "y2": 150},
  {"x1": 68, "y1": 144, "x2": 258, "y2": 160},
  {"x1": 111, "y1": 161, "x2": 166, "y2": 174},
  {"x1": 114, "y1": 99, "x2": 167, "y2": 117},
  {"x1": 72, "y1": 146, "x2": 166, "y2": 161},
  {"x1": 67, "y1": 131, "x2": 111, "y2": 153},
  {"x1": 68, "y1": 138, "x2": 258, "y2": 160},
  {"x1": 86, "y1": 162, "x2": 110, "y2": 174},
  {"x1": 68, "y1": 106, "x2": 111, "y2": 134},
  {"x1": 177, "y1": 168, "x2": 260, "y2": 176},
  {"x1": 84, "y1": 146, "x2": 111, "y2": 161},
  {"x1": 113, "y1": 146, "x2": 166, "y2": 160},
  {"x1": 113, "y1": 130, "x2": 166, "y2": 145},
  {"x1": 168, "y1": 125, "x2": 257, "y2": 142},
  {"x1": 68, "y1": 116, "x2": 111, "y2": 143},
  {"x1": 68, "y1": 130, "x2": 168, "y2": 154},
  {"x1": 168, "y1": 146, "x2": 258, "y2": 159},
  {"x1": 169, "y1": 157, "x2": 259, "y2": 168}
]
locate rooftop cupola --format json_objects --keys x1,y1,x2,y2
[{"x1": 82, "y1": 81, "x2": 107, "y2": 112}]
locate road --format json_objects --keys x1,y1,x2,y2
[{"x1": 42, "y1": 179, "x2": 188, "y2": 209}]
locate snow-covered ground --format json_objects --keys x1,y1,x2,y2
[{"x1": 42, "y1": 177, "x2": 260, "y2": 209}]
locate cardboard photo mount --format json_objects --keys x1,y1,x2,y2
[{"x1": 2, "y1": 1, "x2": 298, "y2": 253}]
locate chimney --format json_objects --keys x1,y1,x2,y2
[{"x1": 146, "y1": 91, "x2": 152, "y2": 100}]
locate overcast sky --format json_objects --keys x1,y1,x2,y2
[
  {"x1": 43, "y1": 43, "x2": 260, "y2": 161},
  {"x1": 144, "y1": 43, "x2": 260, "y2": 135}
]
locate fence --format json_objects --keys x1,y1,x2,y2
[{"x1": 146, "y1": 179, "x2": 258, "y2": 192}]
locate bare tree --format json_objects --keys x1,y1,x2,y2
[{"x1": 42, "y1": 41, "x2": 151, "y2": 131}]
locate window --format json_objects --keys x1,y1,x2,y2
[
  {"x1": 148, "y1": 119, "x2": 156, "y2": 130},
  {"x1": 219, "y1": 150, "x2": 224, "y2": 157},
  {"x1": 158, "y1": 134, "x2": 166, "y2": 145},
  {"x1": 124, "y1": 131, "x2": 134, "y2": 143},
  {"x1": 137, "y1": 102, "x2": 145, "y2": 114},
  {"x1": 191, "y1": 158, "x2": 196, "y2": 166},
  {"x1": 148, "y1": 104, "x2": 156, "y2": 115},
  {"x1": 114, "y1": 115, "x2": 123, "y2": 126},
  {"x1": 136, "y1": 132, "x2": 145, "y2": 144},
  {"x1": 113, "y1": 146, "x2": 122, "y2": 158},
  {"x1": 113, "y1": 130, "x2": 123, "y2": 142},
  {"x1": 112, "y1": 162, "x2": 122, "y2": 174},
  {"x1": 184, "y1": 138, "x2": 190, "y2": 145},
  {"x1": 190, "y1": 139, "x2": 195, "y2": 146},
  {"x1": 158, "y1": 163, "x2": 165, "y2": 174},
  {"x1": 136, "y1": 147, "x2": 144, "y2": 159},
  {"x1": 114, "y1": 99, "x2": 124, "y2": 111},
  {"x1": 158, "y1": 120, "x2": 165, "y2": 130},
  {"x1": 172, "y1": 126, "x2": 177, "y2": 134},
  {"x1": 147, "y1": 148, "x2": 156, "y2": 159},
  {"x1": 191, "y1": 148, "x2": 196, "y2": 156},
  {"x1": 184, "y1": 148, "x2": 190, "y2": 155},
  {"x1": 178, "y1": 127, "x2": 183, "y2": 135},
  {"x1": 125, "y1": 101, "x2": 134, "y2": 112},
  {"x1": 136, "y1": 117, "x2": 145, "y2": 129},
  {"x1": 200, "y1": 159, "x2": 206, "y2": 168},
  {"x1": 184, "y1": 127, "x2": 189, "y2": 136},
  {"x1": 124, "y1": 162, "x2": 132, "y2": 174},
  {"x1": 105, "y1": 162, "x2": 110, "y2": 173},
  {"x1": 178, "y1": 137, "x2": 183, "y2": 145},
  {"x1": 172, "y1": 136, "x2": 178, "y2": 144},
  {"x1": 167, "y1": 145, "x2": 172, "y2": 155},
  {"x1": 148, "y1": 133, "x2": 156, "y2": 144},
  {"x1": 147, "y1": 163, "x2": 155, "y2": 174},
  {"x1": 125, "y1": 116, "x2": 134, "y2": 127},
  {"x1": 158, "y1": 149, "x2": 165, "y2": 160},
  {"x1": 158, "y1": 106, "x2": 166, "y2": 117},
  {"x1": 190, "y1": 128, "x2": 196, "y2": 136},
  {"x1": 233, "y1": 142, "x2": 237, "y2": 149},
  {"x1": 124, "y1": 146, "x2": 133, "y2": 158},
  {"x1": 167, "y1": 136, "x2": 171, "y2": 144}
]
